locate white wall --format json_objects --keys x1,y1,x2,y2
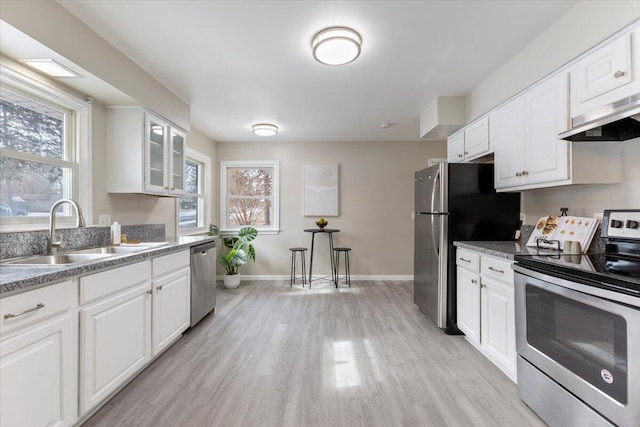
[{"x1": 217, "y1": 140, "x2": 446, "y2": 277}]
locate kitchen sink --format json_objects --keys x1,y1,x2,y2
[
  {"x1": 71, "y1": 245, "x2": 151, "y2": 254},
  {"x1": 1, "y1": 253, "x2": 113, "y2": 266}
]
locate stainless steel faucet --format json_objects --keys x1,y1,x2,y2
[{"x1": 48, "y1": 198, "x2": 86, "y2": 255}]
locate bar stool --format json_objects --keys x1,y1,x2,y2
[
  {"x1": 289, "y1": 247, "x2": 307, "y2": 287},
  {"x1": 333, "y1": 247, "x2": 351, "y2": 288}
]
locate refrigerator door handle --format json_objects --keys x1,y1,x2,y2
[
  {"x1": 430, "y1": 167, "x2": 441, "y2": 213},
  {"x1": 432, "y1": 215, "x2": 440, "y2": 257}
]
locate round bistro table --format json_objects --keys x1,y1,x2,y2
[{"x1": 303, "y1": 228, "x2": 340, "y2": 285}]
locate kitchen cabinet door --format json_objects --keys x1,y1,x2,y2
[
  {"x1": 464, "y1": 115, "x2": 490, "y2": 159},
  {"x1": 152, "y1": 267, "x2": 190, "y2": 356},
  {"x1": 169, "y1": 127, "x2": 186, "y2": 196},
  {"x1": 480, "y1": 276, "x2": 516, "y2": 381},
  {"x1": 80, "y1": 282, "x2": 152, "y2": 415},
  {"x1": 456, "y1": 267, "x2": 481, "y2": 345},
  {"x1": 570, "y1": 32, "x2": 635, "y2": 118},
  {"x1": 524, "y1": 73, "x2": 570, "y2": 185},
  {"x1": 144, "y1": 113, "x2": 169, "y2": 194},
  {"x1": 447, "y1": 131, "x2": 464, "y2": 163},
  {"x1": 1, "y1": 314, "x2": 76, "y2": 427},
  {"x1": 491, "y1": 97, "x2": 524, "y2": 189}
]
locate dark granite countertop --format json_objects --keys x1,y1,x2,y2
[
  {"x1": 0, "y1": 235, "x2": 215, "y2": 298},
  {"x1": 453, "y1": 240, "x2": 566, "y2": 260}
]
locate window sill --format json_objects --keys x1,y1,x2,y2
[
  {"x1": 220, "y1": 229, "x2": 281, "y2": 236},
  {"x1": 178, "y1": 227, "x2": 209, "y2": 237}
]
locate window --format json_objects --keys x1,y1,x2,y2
[
  {"x1": 177, "y1": 148, "x2": 210, "y2": 235},
  {"x1": 0, "y1": 65, "x2": 91, "y2": 230},
  {"x1": 220, "y1": 160, "x2": 279, "y2": 234}
]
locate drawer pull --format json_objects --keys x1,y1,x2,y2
[
  {"x1": 488, "y1": 266, "x2": 504, "y2": 274},
  {"x1": 614, "y1": 70, "x2": 625, "y2": 78},
  {"x1": 157, "y1": 285, "x2": 163, "y2": 291},
  {"x1": 460, "y1": 257, "x2": 471, "y2": 263},
  {"x1": 471, "y1": 279, "x2": 478, "y2": 284},
  {"x1": 4, "y1": 303, "x2": 45, "y2": 319}
]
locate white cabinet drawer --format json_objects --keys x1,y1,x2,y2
[
  {"x1": 456, "y1": 249, "x2": 480, "y2": 271},
  {"x1": 1, "y1": 280, "x2": 74, "y2": 336},
  {"x1": 80, "y1": 260, "x2": 151, "y2": 305},
  {"x1": 481, "y1": 256, "x2": 514, "y2": 284},
  {"x1": 152, "y1": 250, "x2": 189, "y2": 278}
]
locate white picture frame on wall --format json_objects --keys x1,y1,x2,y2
[{"x1": 304, "y1": 164, "x2": 339, "y2": 216}]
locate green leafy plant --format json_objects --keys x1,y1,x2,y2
[{"x1": 208, "y1": 224, "x2": 257, "y2": 275}]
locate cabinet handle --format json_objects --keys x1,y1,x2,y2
[
  {"x1": 515, "y1": 172, "x2": 522, "y2": 177},
  {"x1": 4, "y1": 303, "x2": 45, "y2": 319},
  {"x1": 157, "y1": 285, "x2": 163, "y2": 291},
  {"x1": 458, "y1": 154, "x2": 463, "y2": 158},
  {"x1": 471, "y1": 279, "x2": 478, "y2": 284},
  {"x1": 164, "y1": 186, "x2": 169, "y2": 190},
  {"x1": 480, "y1": 284, "x2": 486, "y2": 288},
  {"x1": 522, "y1": 171, "x2": 529, "y2": 176},
  {"x1": 464, "y1": 151, "x2": 469, "y2": 155},
  {"x1": 614, "y1": 70, "x2": 625, "y2": 78},
  {"x1": 460, "y1": 257, "x2": 471, "y2": 263},
  {"x1": 488, "y1": 266, "x2": 504, "y2": 274},
  {"x1": 147, "y1": 290, "x2": 153, "y2": 295}
]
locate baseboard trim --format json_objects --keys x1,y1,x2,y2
[{"x1": 216, "y1": 275, "x2": 413, "y2": 281}]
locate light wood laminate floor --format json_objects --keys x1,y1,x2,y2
[{"x1": 84, "y1": 280, "x2": 544, "y2": 427}]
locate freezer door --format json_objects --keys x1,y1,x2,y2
[
  {"x1": 415, "y1": 164, "x2": 444, "y2": 213},
  {"x1": 414, "y1": 213, "x2": 447, "y2": 327}
]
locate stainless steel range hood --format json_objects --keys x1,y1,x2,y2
[{"x1": 559, "y1": 93, "x2": 640, "y2": 141}]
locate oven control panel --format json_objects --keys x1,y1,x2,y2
[{"x1": 603, "y1": 210, "x2": 640, "y2": 240}]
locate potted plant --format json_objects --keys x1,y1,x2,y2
[{"x1": 208, "y1": 224, "x2": 257, "y2": 289}]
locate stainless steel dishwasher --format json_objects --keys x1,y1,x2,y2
[{"x1": 190, "y1": 240, "x2": 216, "y2": 327}]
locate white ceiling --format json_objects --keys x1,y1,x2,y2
[{"x1": 46, "y1": 1, "x2": 578, "y2": 143}]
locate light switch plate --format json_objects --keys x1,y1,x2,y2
[{"x1": 98, "y1": 214, "x2": 111, "y2": 226}]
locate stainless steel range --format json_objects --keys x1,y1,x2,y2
[{"x1": 513, "y1": 209, "x2": 640, "y2": 427}]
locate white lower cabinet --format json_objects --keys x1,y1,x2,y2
[
  {"x1": 456, "y1": 249, "x2": 517, "y2": 382},
  {"x1": 480, "y1": 276, "x2": 516, "y2": 380},
  {"x1": 456, "y1": 267, "x2": 480, "y2": 345},
  {"x1": 0, "y1": 281, "x2": 77, "y2": 427},
  {"x1": 152, "y1": 266, "x2": 190, "y2": 355},
  {"x1": 79, "y1": 262, "x2": 152, "y2": 415}
]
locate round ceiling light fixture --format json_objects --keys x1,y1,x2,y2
[
  {"x1": 312, "y1": 26, "x2": 362, "y2": 66},
  {"x1": 252, "y1": 123, "x2": 279, "y2": 136}
]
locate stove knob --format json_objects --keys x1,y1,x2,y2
[
  {"x1": 610, "y1": 219, "x2": 623, "y2": 228},
  {"x1": 626, "y1": 220, "x2": 639, "y2": 229}
]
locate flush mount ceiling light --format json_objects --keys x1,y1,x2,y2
[
  {"x1": 312, "y1": 27, "x2": 362, "y2": 66},
  {"x1": 252, "y1": 123, "x2": 279, "y2": 136},
  {"x1": 21, "y1": 59, "x2": 81, "y2": 78}
]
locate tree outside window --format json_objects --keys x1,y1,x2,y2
[
  {"x1": 178, "y1": 148, "x2": 210, "y2": 235},
  {"x1": 221, "y1": 161, "x2": 279, "y2": 233}
]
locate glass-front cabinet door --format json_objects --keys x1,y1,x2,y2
[
  {"x1": 145, "y1": 113, "x2": 168, "y2": 194},
  {"x1": 170, "y1": 128, "x2": 186, "y2": 195}
]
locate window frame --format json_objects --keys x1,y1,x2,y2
[
  {"x1": 176, "y1": 147, "x2": 211, "y2": 236},
  {"x1": 0, "y1": 64, "x2": 91, "y2": 231},
  {"x1": 220, "y1": 160, "x2": 280, "y2": 235}
]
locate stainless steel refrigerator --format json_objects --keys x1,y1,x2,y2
[{"x1": 414, "y1": 163, "x2": 520, "y2": 334}]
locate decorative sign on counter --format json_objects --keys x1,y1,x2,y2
[{"x1": 526, "y1": 215, "x2": 599, "y2": 253}]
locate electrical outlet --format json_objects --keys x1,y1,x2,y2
[
  {"x1": 98, "y1": 214, "x2": 111, "y2": 226},
  {"x1": 411, "y1": 212, "x2": 415, "y2": 219}
]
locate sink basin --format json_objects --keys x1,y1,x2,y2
[
  {"x1": 71, "y1": 246, "x2": 151, "y2": 255},
  {"x1": 2, "y1": 253, "x2": 112, "y2": 266}
]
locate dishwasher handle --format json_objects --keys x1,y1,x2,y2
[{"x1": 190, "y1": 241, "x2": 216, "y2": 256}]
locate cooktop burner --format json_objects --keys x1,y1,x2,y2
[{"x1": 515, "y1": 209, "x2": 640, "y2": 298}]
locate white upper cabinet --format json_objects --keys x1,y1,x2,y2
[
  {"x1": 464, "y1": 115, "x2": 490, "y2": 159},
  {"x1": 107, "y1": 107, "x2": 186, "y2": 197},
  {"x1": 523, "y1": 73, "x2": 570, "y2": 185},
  {"x1": 447, "y1": 131, "x2": 464, "y2": 163},
  {"x1": 493, "y1": 72, "x2": 622, "y2": 191},
  {"x1": 569, "y1": 30, "x2": 639, "y2": 119},
  {"x1": 447, "y1": 115, "x2": 491, "y2": 163}
]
